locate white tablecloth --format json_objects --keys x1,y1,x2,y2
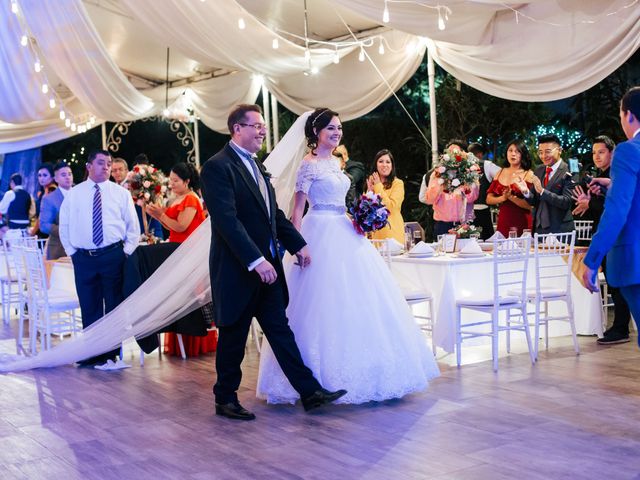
[
  {"x1": 391, "y1": 252, "x2": 604, "y2": 353},
  {"x1": 48, "y1": 261, "x2": 76, "y2": 295}
]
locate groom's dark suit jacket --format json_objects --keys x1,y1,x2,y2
[
  {"x1": 527, "y1": 160, "x2": 575, "y2": 234},
  {"x1": 200, "y1": 143, "x2": 306, "y2": 327}
]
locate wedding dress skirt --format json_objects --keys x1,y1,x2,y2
[{"x1": 256, "y1": 208, "x2": 440, "y2": 405}]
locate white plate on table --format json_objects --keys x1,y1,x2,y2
[
  {"x1": 407, "y1": 252, "x2": 434, "y2": 258},
  {"x1": 389, "y1": 250, "x2": 405, "y2": 256},
  {"x1": 478, "y1": 242, "x2": 493, "y2": 251},
  {"x1": 456, "y1": 252, "x2": 486, "y2": 258}
]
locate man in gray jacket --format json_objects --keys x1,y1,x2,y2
[{"x1": 40, "y1": 162, "x2": 73, "y2": 259}]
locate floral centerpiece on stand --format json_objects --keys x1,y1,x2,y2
[
  {"x1": 126, "y1": 164, "x2": 169, "y2": 244},
  {"x1": 449, "y1": 223, "x2": 482, "y2": 239},
  {"x1": 433, "y1": 146, "x2": 481, "y2": 222},
  {"x1": 349, "y1": 191, "x2": 389, "y2": 235}
]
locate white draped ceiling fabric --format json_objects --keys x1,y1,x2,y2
[{"x1": 0, "y1": 0, "x2": 639, "y2": 154}]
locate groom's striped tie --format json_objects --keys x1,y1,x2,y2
[{"x1": 92, "y1": 184, "x2": 103, "y2": 247}]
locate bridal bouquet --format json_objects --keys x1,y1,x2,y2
[
  {"x1": 449, "y1": 223, "x2": 482, "y2": 239},
  {"x1": 349, "y1": 191, "x2": 389, "y2": 235},
  {"x1": 126, "y1": 164, "x2": 169, "y2": 206},
  {"x1": 433, "y1": 146, "x2": 480, "y2": 193}
]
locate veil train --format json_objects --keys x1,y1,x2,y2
[{"x1": 0, "y1": 112, "x2": 311, "y2": 372}]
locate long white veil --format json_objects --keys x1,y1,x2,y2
[{"x1": 0, "y1": 111, "x2": 312, "y2": 372}]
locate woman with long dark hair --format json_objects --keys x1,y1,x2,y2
[{"x1": 367, "y1": 149, "x2": 405, "y2": 244}]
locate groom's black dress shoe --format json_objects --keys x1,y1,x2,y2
[
  {"x1": 301, "y1": 388, "x2": 348, "y2": 412},
  {"x1": 215, "y1": 402, "x2": 256, "y2": 421}
]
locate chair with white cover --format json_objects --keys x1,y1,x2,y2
[
  {"x1": 456, "y1": 237, "x2": 535, "y2": 372},
  {"x1": 22, "y1": 247, "x2": 81, "y2": 352},
  {"x1": 525, "y1": 231, "x2": 579, "y2": 360},
  {"x1": 0, "y1": 230, "x2": 26, "y2": 325},
  {"x1": 574, "y1": 220, "x2": 593, "y2": 242},
  {"x1": 7, "y1": 242, "x2": 31, "y2": 354},
  {"x1": 371, "y1": 238, "x2": 436, "y2": 355}
]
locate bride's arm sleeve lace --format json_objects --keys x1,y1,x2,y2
[{"x1": 294, "y1": 160, "x2": 315, "y2": 195}]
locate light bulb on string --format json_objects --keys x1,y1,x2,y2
[
  {"x1": 358, "y1": 47, "x2": 365, "y2": 62},
  {"x1": 49, "y1": 98, "x2": 55, "y2": 109},
  {"x1": 272, "y1": 38, "x2": 279, "y2": 49},
  {"x1": 11, "y1": 0, "x2": 18, "y2": 14},
  {"x1": 90, "y1": 115, "x2": 96, "y2": 124},
  {"x1": 383, "y1": 3, "x2": 389, "y2": 23},
  {"x1": 238, "y1": 18, "x2": 246, "y2": 30},
  {"x1": 41, "y1": 83, "x2": 48, "y2": 94},
  {"x1": 333, "y1": 49, "x2": 340, "y2": 64},
  {"x1": 378, "y1": 38, "x2": 385, "y2": 55},
  {"x1": 304, "y1": 48, "x2": 311, "y2": 62},
  {"x1": 59, "y1": 110, "x2": 66, "y2": 120},
  {"x1": 85, "y1": 122, "x2": 91, "y2": 130},
  {"x1": 162, "y1": 108, "x2": 170, "y2": 117},
  {"x1": 71, "y1": 123, "x2": 76, "y2": 132},
  {"x1": 437, "y1": 8, "x2": 446, "y2": 30},
  {"x1": 310, "y1": 66, "x2": 319, "y2": 75},
  {"x1": 65, "y1": 118, "x2": 71, "y2": 127},
  {"x1": 34, "y1": 60, "x2": 41, "y2": 73},
  {"x1": 20, "y1": 35, "x2": 28, "y2": 47}
]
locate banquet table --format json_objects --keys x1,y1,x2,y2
[{"x1": 390, "y1": 249, "x2": 604, "y2": 353}]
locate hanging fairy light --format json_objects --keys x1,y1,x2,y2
[
  {"x1": 70, "y1": 123, "x2": 77, "y2": 132},
  {"x1": 310, "y1": 66, "x2": 319, "y2": 75},
  {"x1": 437, "y1": 6, "x2": 446, "y2": 30},
  {"x1": 34, "y1": 59, "x2": 41, "y2": 72},
  {"x1": 49, "y1": 98, "x2": 55, "y2": 109},
  {"x1": 11, "y1": 0, "x2": 18, "y2": 14},
  {"x1": 378, "y1": 38, "x2": 385, "y2": 55},
  {"x1": 238, "y1": 18, "x2": 246, "y2": 30},
  {"x1": 65, "y1": 118, "x2": 71, "y2": 127},
  {"x1": 358, "y1": 47, "x2": 365, "y2": 62},
  {"x1": 41, "y1": 83, "x2": 48, "y2": 94},
  {"x1": 382, "y1": 1, "x2": 390, "y2": 23},
  {"x1": 20, "y1": 35, "x2": 28, "y2": 47},
  {"x1": 304, "y1": 48, "x2": 311, "y2": 62},
  {"x1": 272, "y1": 38, "x2": 279, "y2": 49},
  {"x1": 333, "y1": 48, "x2": 340, "y2": 64},
  {"x1": 59, "y1": 110, "x2": 66, "y2": 120}
]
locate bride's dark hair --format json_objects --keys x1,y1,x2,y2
[{"x1": 305, "y1": 107, "x2": 339, "y2": 154}]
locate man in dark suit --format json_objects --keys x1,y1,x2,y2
[
  {"x1": 525, "y1": 134, "x2": 575, "y2": 234},
  {"x1": 583, "y1": 87, "x2": 640, "y2": 337},
  {"x1": 39, "y1": 162, "x2": 73, "y2": 260},
  {"x1": 573, "y1": 136, "x2": 632, "y2": 345},
  {"x1": 468, "y1": 142, "x2": 495, "y2": 240},
  {"x1": 200, "y1": 104, "x2": 346, "y2": 421}
]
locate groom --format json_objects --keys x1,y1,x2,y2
[{"x1": 200, "y1": 104, "x2": 346, "y2": 420}]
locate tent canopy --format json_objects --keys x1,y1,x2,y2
[{"x1": 1, "y1": 0, "x2": 639, "y2": 153}]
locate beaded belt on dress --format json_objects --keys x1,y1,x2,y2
[{"x1": 310, "y1": 204, "x2": 346, "y2": 214}]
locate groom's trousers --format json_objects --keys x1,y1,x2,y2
[{"x1": 213, "y1": 274, "x2": 321, "y2": 404}]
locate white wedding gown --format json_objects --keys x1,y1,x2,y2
[{"x1": 256, "y1": 158, "x2": 440, "y2": 404}]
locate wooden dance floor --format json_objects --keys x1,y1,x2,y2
[{"x1": 2, "y1": 324, "x2": 640, "y2": 479}]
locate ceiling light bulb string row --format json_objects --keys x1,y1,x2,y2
[
  {"x1": 500, "y1": 0, "x2": 639, "y2": 27},
  {"x1": 9, "y1": 0, "x2": 96, "y2": 133},
  {"x1": 332, "y1": 6, "x2": 431, "y2": 148},
  {"x1": 381, "y1": 1, "x2": 451, "y2": 31}
]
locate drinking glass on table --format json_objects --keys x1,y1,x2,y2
[
  {"x1": 508, "y1": 228, "x2": 518, "y2": 239},
  {"x1": 521, "y1": 229, "x2": 531, "y2": 238},
  {"x1": 436, "y1": 235, "x2": 445, "y2": 255}
]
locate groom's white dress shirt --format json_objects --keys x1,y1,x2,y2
[{"x1": 59, "y1": 179, "x2": 140, "y2": 256}]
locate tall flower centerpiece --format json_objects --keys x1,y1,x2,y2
[
  {"x1": 349, "y1": 191, "x2": 389, "y2": 235},
  {"x1": 433, "y1": 146, "x2": 481, "y2": 222},
  {"x1": 126, "y1": 164, "x2": 169, "y2": 243}
]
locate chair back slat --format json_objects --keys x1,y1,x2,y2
[
  {"x1": 574, "y1": 220, "x2": 593, "y2": 241},
  {"x1": 23, "y1": 247, "x2": 48, "y2": 304},
  {"x1": 491, "y1": 237, "x2": 531, "y2": 303},
  {"x1": 533, "y1": 231, "x2": 576, "y2": 294}
]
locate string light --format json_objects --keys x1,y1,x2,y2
[
  {"x1": 358, "y1": 47, "x2": 365, "y2": 62},
  {"x1": 65, "y1": 118, "x2": 70, "y2": 127},
  {"x1": 238, "y1": 18, "x2": 246, "y2": 30},
  {"x1": 304, "y1": 48, "x2": 311, "y2": 62},
  {"x1": 59, "y1": 110, "x2": 66, "y2": 120},
  {"x1": 34, "y1": 60, "x2": 41, "y2": 72},
  {"x1": 500, "y1": 0, "x2": 639, "y2": 27},
  {"x1": 310, "y1": 66, "x2": 319, "y2": 75},
  {"x1": 272, "y1": 38, "x2": 279, "y2": 49},
  {"x1": 49, "y1": 98, "x2": 55, "y2": 109},
  {"x1": 378, "y1": 38, "x2": 385, "y2": 55},
  {"x1": 437, "y1": 6, "x2": 446, "y2": 30},
  {"x1": 382, "y1": 1, "x2": 390, "y2": 23},
  {"x1": 11, "y1": 0, "x2": 18, "y2": 14},
  {"x1": 333, "y1": 48, "x2": 340, "y2": 64},
  {"x1": 41, "y1": 83, "x2": 48, "y2": 94},
  {"x1": 70, "y1": 123, "x2": 76, "y2": 132},
  {"x1": 162, "y1": 108, "x2": 170, "y2": 117},
  {"x1": 20, "y1": 35, "x2": 28, "y2": 46}
]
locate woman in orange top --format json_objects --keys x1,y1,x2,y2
[{"x1": 147, "y1": 162, "x2": 214, "y2": 357}]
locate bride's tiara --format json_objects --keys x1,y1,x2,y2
[{"x1": 311, "y1": 108, "x2": 329, "y2": 127}]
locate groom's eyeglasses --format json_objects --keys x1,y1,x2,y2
[{"x1": 238, "y1": 123, "x2": 267, "y2": 131}]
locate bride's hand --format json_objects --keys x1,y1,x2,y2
[{"x1": 294, "y1": 246, "x2": 311, "y2": 269}]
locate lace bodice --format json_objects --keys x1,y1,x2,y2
[{"x1": 295, "y1": 158, "x2": 351, "y2": 208}]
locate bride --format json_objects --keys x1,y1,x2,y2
[{"x1": 256, "y1": 108, "x2": 440, "y2": 404}]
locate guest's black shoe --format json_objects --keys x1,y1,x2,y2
[
  {"x1": 597, "y1": 331, "x2": 630, "y2": 345},
  {"x1": 215, "y1": 402, "x2": 256, "y2": 421},
  {"x1": 301, "y1": 388, "x2": 348, "y2": 412}
]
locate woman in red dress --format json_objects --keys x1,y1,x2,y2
[
  {"x1": 486, "y1": 139, "x2": 534, "y2": 236},
  {"x1": 147, "y1": 162, "x2": 216, "y2": 357}
]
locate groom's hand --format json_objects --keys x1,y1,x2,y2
[
  {"x1": 294, "y1": 246, "x2": 311, "y2": 269},
  {"x1": 255, "y1": 260, "x2": 278, "y2": 284}
]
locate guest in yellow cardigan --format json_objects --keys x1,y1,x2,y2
[{"x1": 367, "y1": 149, "x2": 405, "y2": 244}]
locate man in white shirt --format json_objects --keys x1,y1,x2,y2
[
  {"x1": 60, "y1": 150, "x2": 140, "y2": 369},
  {"x1": 0, "y1": 173, "x2": 33, "y2": 229},
  {"x1": 111, "y1": 157, "x2": 129, "y2": 187}
]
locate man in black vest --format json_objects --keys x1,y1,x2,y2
[{"x1": 0, "y1": 174, "x2": 32, "y2": 230}]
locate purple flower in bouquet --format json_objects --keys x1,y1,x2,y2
[{"x1": 349, "y1": 191, "x2": 390, "y2": 235}]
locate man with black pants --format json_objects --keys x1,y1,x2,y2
[
  {"x1": 468, "y1": 143, "x2": 497, "y2": 240},
  {"x1": 573, "y1": 136, "x2": 632, "y2": 344},
  {"x1": 0, "y1": 173, "x2": 33, "y2": 230},
  {"x1": 60, "y1": 150, "x2": 140, "y2": 369}
]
